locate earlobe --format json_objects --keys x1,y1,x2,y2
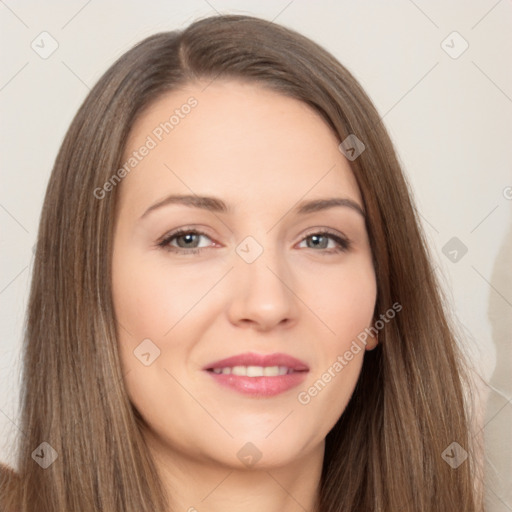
[{"x1": 365, "y1": 335, "x2": 378, "y2": 351}]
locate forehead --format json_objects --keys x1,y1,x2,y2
[{"x1": 118, "y1": 79, "x2": 362, "y2": 214}]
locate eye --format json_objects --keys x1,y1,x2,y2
[
  {"x1": 157, "y1": 228, "x2": 351, "y2": 255},
  {"x1": 297, "y1": 230, "x2": 351, "y2": 254},
  {"x1": 157, "y1": 228, "x2": 214, "y2": 254}
]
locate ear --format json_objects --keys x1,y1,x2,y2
[{"x1": 365, "y1": 333, "x2": 378, "y2": 351}]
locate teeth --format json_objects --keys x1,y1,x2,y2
[
  {"x1": 211, "y1": 365, "x2": 291, "y2": 377},
  {"x1": 247, "y1": 366, "x2": 264, "y2": 377},
  {"x1": 263, "y1": 366, "x2": 280, "y2": 376}
]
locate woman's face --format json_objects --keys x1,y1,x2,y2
[{"x1": 112, "y1": 79, "x2": 377, "y2": 469}]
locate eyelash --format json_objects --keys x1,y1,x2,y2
[{"x1": 157, "y1": 228, "x2": 352, "y2": 255}]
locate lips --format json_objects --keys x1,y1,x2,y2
[
  {"x1": 203, "y1": 352, "x2": 309, "y2": 397},
  {"x1": 204, "y1": 352, "x2": 309, "y2": 372}
]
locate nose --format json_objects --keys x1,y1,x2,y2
[{"x1": 226, "y1": 242, "x2": 299, "y2": 332}]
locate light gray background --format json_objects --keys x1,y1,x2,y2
[{"x1": 1, "y1": 0, "x2": 511, "y2": 509}]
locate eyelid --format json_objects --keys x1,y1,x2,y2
[
  {"x1": 156, "y1": 226, "x2": 216, "y2": 250},
  {"x1": 299, "y1": 226, "x2": 348, "y2": 240},
  {"x1": 296, "y1": 227, "x2": 351, "y2": 252}
]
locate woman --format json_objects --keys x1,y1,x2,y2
[{"x1": 0, "y1": 14, "x2": 485, "y2": 511}]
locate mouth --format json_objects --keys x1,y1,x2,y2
[
  {"x1": 203, "y1": 352, "x2": 309, "y2": 397},
  {"x1": 209, "y1": 365, "x2": 300, "y2": 376}
]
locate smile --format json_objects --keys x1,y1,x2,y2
[
  {"x1": 203, "y1": 352, "x2": 309, "y2": 397},
  {"x1": 209, "y1": 366, "x2": 298, "y2": 377}
]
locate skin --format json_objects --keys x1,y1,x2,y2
[{"x1": 111, "y1": 79, "x2": 378, "y2": 512}]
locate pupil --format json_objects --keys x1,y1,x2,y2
[
  {"x1": 179, "y1": 234, "x2": 198, "y2": 248},
  {"x1": 310, "y1": 235, "x2": 327, "y2": 249}
]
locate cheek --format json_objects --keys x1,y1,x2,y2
[
  {"x1": 112, "y1": 251, "x2": 202, "y2": 340},
  {"x1": 111, "y1": 247, "x2": 175, "y2": 386},
  {"x1": 111, "y1": 252, "x2": 192, "y2": 431},
  {"x1": 296, "y1": 257, "x2": 376, "y2": 411},
  {"x1": 302, "y1": 256, "x2": 377, "y2": 345}
]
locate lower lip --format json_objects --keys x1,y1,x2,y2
[{"x1": 206, "y1": 371, "x2": 308, "y2": 397}]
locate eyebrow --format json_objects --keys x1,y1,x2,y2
[{"x1": 139, "y1": 194, "x2": 365, "y2": 220}]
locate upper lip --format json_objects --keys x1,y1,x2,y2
[{"x1": 203, "y1": 352, "x2": 309, "y2": 371}]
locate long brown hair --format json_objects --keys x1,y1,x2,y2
[{"x1": 1, "y1": 14, "x2": 485, "y2": 511}]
